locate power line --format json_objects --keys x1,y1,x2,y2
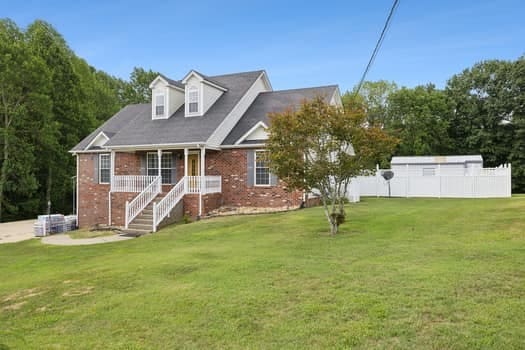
[{"x1": 355, "y1": 0, "x2": 400, "y2": 95}]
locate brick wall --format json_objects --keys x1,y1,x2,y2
[
  {"x1": 78, "y1": 153, "x2": 110, "y2": 228},
  {"x1": 206, "y1": 149, "x2": 303, "y2": 209},
  {"x1": 78, "y1": 148, "x2": 303, "y2": 228}
]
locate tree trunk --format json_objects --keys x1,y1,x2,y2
[
  {"x1": 330, "y1": 221, "x2": 339, "y2": 235},
  {"x1": 0, "y1": 126, "x2": 8, "y2": 222}
]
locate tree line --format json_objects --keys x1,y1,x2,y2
[
  {"x1": 0, "y1": 19, "x2": 158, "y2": 222},
  {"x1": 342, "y1": 55, "x2": 525, "y2": 192},
  {"x1": 1, "y1": 18, "x2": 523, "y2": 222}
]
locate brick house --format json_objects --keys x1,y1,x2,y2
[{"x1": 71, "y1": 70, "x2": 342, "y2": 233}]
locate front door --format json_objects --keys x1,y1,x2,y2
[
  {"x1": 188, "y1": 154, "x2": 200, "y2": 176},
  {"x1": 188, "y1": 154, "x2": 200, "y2": 191}
]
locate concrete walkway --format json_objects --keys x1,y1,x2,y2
[
  {"x1": 42, "y1": 233, "x2": 135, "y2": 246},
  {"x1": 0, "y1": 219, "x2": 35, "y2": 244}
]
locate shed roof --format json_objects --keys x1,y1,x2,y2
[{"x1": 391, "y1": 155, "x2": 483, "y2": 165}]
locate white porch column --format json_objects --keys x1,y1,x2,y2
[
  {"x1": 157, "y1": 149, "x2": 162, "y2": 184},
  {"x1": 184, "y1": 148, "x2": 189, "y2": 191}
]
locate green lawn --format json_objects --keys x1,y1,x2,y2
[{"x1": 1, "y1": 197, "x2": 524, "y2": 349}]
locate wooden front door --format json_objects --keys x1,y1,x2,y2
[
  {"x1": 188, "y1": 154, "x2": 200, "y2": 192},
  {"x1": 188, "y1": 154, "x2": 200, "y2": 176}
]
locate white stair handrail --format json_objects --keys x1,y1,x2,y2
[
  {"x1": 152, "y1": 177, "x2": 186, "y2": 232},
  {"x1": 125, "y1": 175, "x2": 161, "y2": 228}
]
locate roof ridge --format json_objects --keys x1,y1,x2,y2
[
  {"x1": 208, "y1": 69, "x2": 265, "y2": 79},
  {"x1": 262, "y1": 85, "x2": 338, "y2": 94}
]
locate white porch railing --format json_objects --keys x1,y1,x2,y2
[
  {"x1": 152, "y1": 177, "x2": 186, "y2": 232},
  {"x1": 203, "y1": 176, "x2": 222, "y2": 194},
  {"x1": 186, "y1": 176, "x2": 222, "y2": 194},
  {"x1": 112, "y1": 175, "x2": 157, "y2": 192},
  {"x1": 125, "y1": 176, "x2": 161, "y2": 228}
]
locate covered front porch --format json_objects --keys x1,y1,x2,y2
[
  {"x1": 110, "y1": 147, "x2": 221, "y2": 194},
  {"x1": 107, "y1": 147, "x2": 222, "y2": 232}
]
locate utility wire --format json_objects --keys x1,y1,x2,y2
[{"x1": 355, "y1": 0, "x2": 400, "y2": 95}]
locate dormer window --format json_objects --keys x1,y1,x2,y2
[
  {"x1": 187, "y1": 86, "x2": 200, "y2": 115},
  {"x1": 155, "y1": 94, "x2": 165, "y2": 117}
]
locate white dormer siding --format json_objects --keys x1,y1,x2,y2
[
  {"x1": 149, "y1": 76, "x2": 184, "y2": 120},
  {"x1": 182, "y1": 71, "x2": 226, "y2": 117},
  {"x1": 202, "y1": 83, "x2": 223, "y2": 115}
]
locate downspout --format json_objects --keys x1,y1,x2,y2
[
  {"x1": 109, "y1": 150, "x2": 115, "y2": 226},
  {"x1": 76, "y1": 154, "x2": 79, "y2": 217},
  {"x1": 199, "y1": 146, "x2": 206, "y2": 217}
]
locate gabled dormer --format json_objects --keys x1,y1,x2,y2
[
  {"x1": 181, "y1": 70, "x2": 228, "y2": 117},
  {"x1": 149, "y1": 74, "x2": 185, "y2": 120}
]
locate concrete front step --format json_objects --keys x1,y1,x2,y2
[
  {"x1": 133, "y1": 218, "x2": 153, "y2": 225},
  {"x1": 128, "y1": 223, "x2": 153, "y2": 231},
  {"x1": 119, "y1": 228, "x2": 151, "y2": 236}
]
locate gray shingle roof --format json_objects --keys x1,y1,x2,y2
[
  {"x1": 222, "y1": 85, "x2": 338, "y2": 145},
  {"x1": 159, "y1": 74, "x2": 184, "y2": 89},
  {"x1": 71, "y1": 104, "x2": 149, "y2": 151},
  {"x1": 72, "y1": 70, "x2": 264, "y2": 151},
  {"x1": 71, "y1": 71, "x2": 339, "y2": 151},
  {"x1": 184, "y1": 69, "x2": 227, "y2": 90}
]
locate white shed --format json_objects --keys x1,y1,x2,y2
[{"x1": 391, "y1": 155, "x2": 483, "y2": 176}]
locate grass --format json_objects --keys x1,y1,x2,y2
[
  {"x1": 67, "y1": 229, "x2": 116, "y2": 239},
  {"x1": 0, "y1": 197, "x2": 524, "y2": 349}
]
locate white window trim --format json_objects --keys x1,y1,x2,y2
[
  {"x1": 185, "y1": 85, "x2": 202, "y2": 117},
  {"x1": 153, "y1": 93, "x2": 166, "y2": 119},
  {"x1": 146, "y1": 152, "x2": 173, "y2": 184},
  {"x1": 99, "y1": 153, "x2": 111, "y2": 184},
  {"x1": 254, "y1": 150, "x2": 271, "y2": 187}
]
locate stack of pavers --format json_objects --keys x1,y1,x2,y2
[{"x1": 33, "y1": 214, "x2": 77, "y2": 237}]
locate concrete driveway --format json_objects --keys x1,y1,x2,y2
[{"x1": 0, "y1": 219, "x2": 35, "y2": 244}]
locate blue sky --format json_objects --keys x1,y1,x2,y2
[{"x1": 2, "y1": 0, "x2": 524, "y2": 92}]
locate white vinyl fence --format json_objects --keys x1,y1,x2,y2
[{"x1": 355, "y1": 164, "x2": 511, "y2": 198}]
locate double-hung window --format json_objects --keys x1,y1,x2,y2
[
  {"x1": 188, "y1": 86, "x2": 199, "y2": 114},
  {"x1": 99, "y1": 154, "x2": 111, "y2": 184},
  {"x1": 147, "y1": 152, "x2": 172, "y2": 184},
  {"x1": 254, "y1": 150, "x2": 270, "y2": 186},
  {"x1": 155, "y1": 94, "x2": 165, "y2": 117}
]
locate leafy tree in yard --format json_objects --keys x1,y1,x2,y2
[
  {"x1": 342, "y1": 80, "x2": 398, "y2": 127},
  {"x1": 267, "y1": 96, "x2": 397, "y2": 235},
  {"x1": 122, "y1": 67, "x2": 159, "y2": 104},
  {"x1": 446, "y1": 57, "x2": 525, "y2": 191},
  {"x1": 387, "y1": 84, "x2": 453, "y2": 156}
]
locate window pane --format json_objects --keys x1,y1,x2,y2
[
  {"x1": 189, "y1": 102, "x2": 198, "y2": 113},
  {"x1": 100, "y1": 169, "x2": 110, "y2": 183},
  {"x1": 156, "y1": 105, "x2": 164, "y2": 116},
  {"x1": 147, "y1": 169, "x2": 158, "y2": 176},
  {"x1": 147, "y1": 153, "x2": 158, "y2": 169},
  {"x1": 189, "y1": 89, "x2": 198, "y2": 102},
  {"x1": 161, "y1": 169, "x2": 171, "y2": 184},
  {"x1": 161, "y1": 153, "x2": 172, "y2": 168},
  {"x1": 156, "y1": 95, "x2": 164, "y2": 105}
]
